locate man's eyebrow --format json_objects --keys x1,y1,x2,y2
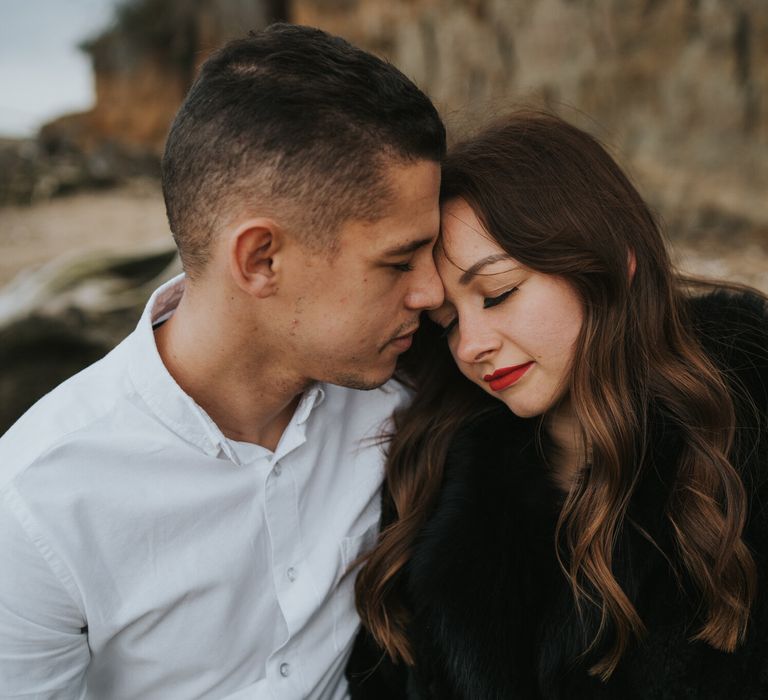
[
  {"x1": 459, "y1": 254, "x2": 515, "y2": 284},
  {"x1": 381, "y1": 236, "x2": 436, "y2": 257}
]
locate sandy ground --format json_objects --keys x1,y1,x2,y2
[
  {"x1": 0, "y1": 183, "x2": 766, "y2": 293},
  {"x1": 0, "y1": 182, "x2": 174, "y2": 288}
]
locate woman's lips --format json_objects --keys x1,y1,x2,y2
[{"x1": 483, "y1": 362, "x2": 534, "y2": 391}]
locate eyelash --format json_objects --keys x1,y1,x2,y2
[
  {"x1": 391, "y1": 261, "x2": 414, "y2": 272},
  {"x1": 483, "y1": 287, "x2": 517, "y2": 308},
  {"x1": 441, "y1": 287, "x2": 518, "y2": 337}
]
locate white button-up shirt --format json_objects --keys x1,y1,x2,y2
[{"x1": 0, "y1": 275, "x2": 408, "y2": 699}]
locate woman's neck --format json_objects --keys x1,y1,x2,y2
[{"x1": 544, "y1": 399, "x2": 587, "y2": 492}]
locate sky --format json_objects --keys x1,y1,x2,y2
[{"x1": 0, "y1": 0, "x2": 122, "y2": 137}]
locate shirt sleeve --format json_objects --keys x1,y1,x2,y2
[{"x1": 0, "y1": 489, "x2": 90, "y2": 699}]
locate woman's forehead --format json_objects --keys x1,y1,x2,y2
[{"x1": 438, "y1": 214, "x2": 507, "y2": 270}]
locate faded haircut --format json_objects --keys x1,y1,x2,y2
[{"x1": 161, "y1": 23, "x2": 446, "y2": 277}]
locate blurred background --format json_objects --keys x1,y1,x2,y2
[{"x1": 0, "y1": 0, "x2": 766, "y2": 431}]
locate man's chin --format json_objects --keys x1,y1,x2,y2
[{"x1": 331, "y1": 366, "x2": 395, "y2": 391}]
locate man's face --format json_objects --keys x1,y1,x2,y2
[{"x1": 277, "y1": 159, "x2": 443, "y2": 389}]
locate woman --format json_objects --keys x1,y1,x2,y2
[{"x1": 348, "y1": 112, "x2": 768, "y2": 699}]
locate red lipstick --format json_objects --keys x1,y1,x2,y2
[{"x1": 483, "y1": 362, "x2": 534, "y2": 391}]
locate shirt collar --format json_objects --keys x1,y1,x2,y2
[
  {"x1": 127, "y1": 274, "x2": 327, "y2": 466},
  {"x1": 296, "y1": 384, "x2": 325, "y2": 425}
]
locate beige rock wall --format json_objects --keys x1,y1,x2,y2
[
  {"x1": 84, "y1": 55, "x2": 188, "y2": 153},
  {"x1": 42, "y1": 0, "x2": 284, "y2": 156},
  {"x1": 294, "y1": 0, "x2": 768, "y2": 250}
]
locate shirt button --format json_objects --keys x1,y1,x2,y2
[
  {"x1": 273, "y1": 464, "x2": 282, "y2": 476},
  {"x1": 287, "y1": 567, "x2": 297, "y2": 582},
  {"x1": 279, "y1": 662, "x2": 291, "y2": 677}
]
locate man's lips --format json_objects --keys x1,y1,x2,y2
[
  {"x1": 387, "y1": 326, "x2": 419, "y2": 351},
  {"x1": 483, "y1": 362, "x2": 534, "y2": 391}
]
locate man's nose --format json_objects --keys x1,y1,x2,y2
[{"x1": 405, "y1": 259, "x2": 444, "y2": 311}]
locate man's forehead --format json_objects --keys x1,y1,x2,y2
[
  {"x1": 379, "y1": 235, "x2": 438, "y2": 257},
  {"x1": 336, "y1": 209, "x2": 439, "y2": 257},
  {"x1": 379, "y1": 158, "x2": 441, "y2": 210},
  {"x1": 334, "y1": 158, "x2": 440, "y2": 256}
]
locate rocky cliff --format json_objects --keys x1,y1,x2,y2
[
  {"x1": 59, "y1": 0, "x2": 286, "y2": 153},
  {"x1": 295, "y1": 0, "x2": 768, "y2": 249},
  {"x1": 29, "y1": 0, "x2": 768, "y2": 251},
  {"x1": 26, "y1": 0, "x2": 286, "y2": 200},
  {"x1": 2, "y1": 0, "x2": 766, "y2": 429}
]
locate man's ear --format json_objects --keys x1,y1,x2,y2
[{"x1": 228, "y1": 218, "x2": 284, "y2": 298}]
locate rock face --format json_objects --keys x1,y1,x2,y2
[
  {"x1": 3, "y1": 0, "x2": 286, "y2": 205},
  {"x1": 2, "y1": 0, "x2": 766, "y2": 431},
  {"x1": 294, "y1": 0, "x2": 768, "y2": 252},
  {"x1": 26, "y1": 0, "x2": 768, "y2": 249},
  {"x1": 38, "y1": 0, "x2": 287, "y2": 166},
  {"x1": 0, "y1": 136, "x2": 156, "y2": 206}
]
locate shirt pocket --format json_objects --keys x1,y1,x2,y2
[{"x1": 332, "y1": 521, "x2": 379, "y2": 652}]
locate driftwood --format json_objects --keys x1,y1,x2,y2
[{"x1": 0, "y1": 247, "x2": 179, "y2": 433}]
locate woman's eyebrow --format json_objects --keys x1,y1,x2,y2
[{"x1": 458, "y1": 254, "x2": 516, "y2": 284}]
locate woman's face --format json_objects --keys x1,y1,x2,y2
[{"x1": 429, "y1": 198, "x2": 584, "y2": 418}]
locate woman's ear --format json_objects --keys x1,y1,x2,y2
[
  {"x1": 628, "y1": 249, "x2": 637, "y2": 282},
  {"x1": 228, "y1": 218, "x2": 284, "y2": 298}
]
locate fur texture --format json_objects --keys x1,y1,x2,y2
[{"x1": 348, "y1": 290, "x2": 768, "y2": 700}]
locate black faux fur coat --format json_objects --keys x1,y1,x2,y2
[{"x1": 347, "y1": 290, "x2": 768, "y2": 700}]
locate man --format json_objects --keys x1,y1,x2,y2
[{"x1": 0, "y1": 24, "x2": 445, "y2": 699}]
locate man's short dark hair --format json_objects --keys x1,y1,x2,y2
[{"x1": 161, "y1": 23, "x2": 446, "y2": 276}]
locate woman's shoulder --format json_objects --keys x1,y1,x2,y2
[
  {"x1": 687, "y1": 287, "x2": 768, "y2": 408},
  {"x1": 688, "y1": 285, "x2": 767, "y2": 325},
  {"x1": 687, "y1": 287, "x2": 767, "y2": 353}
]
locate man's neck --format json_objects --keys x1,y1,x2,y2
[{"x1": 153, "y1": 291, "x2": 307, "y2": 452}]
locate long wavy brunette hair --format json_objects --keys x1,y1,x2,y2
[{"x1": 355, "y1": 111, "x2": 758, "y2": 679}]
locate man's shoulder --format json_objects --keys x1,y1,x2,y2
[{"x1": 0, "y1": 335, "x2": 136, "y2": 487}]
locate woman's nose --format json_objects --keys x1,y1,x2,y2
[{"x1": 453, "y1": 315, "x2": 501, "y2": 365}]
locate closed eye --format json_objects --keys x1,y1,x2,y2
[
  {"x1": 391, "y1": 261, "x2": 414, "y2": 272},
  {"x1": 483, "y1": 287, "x2": 517, "y2": 309}
]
